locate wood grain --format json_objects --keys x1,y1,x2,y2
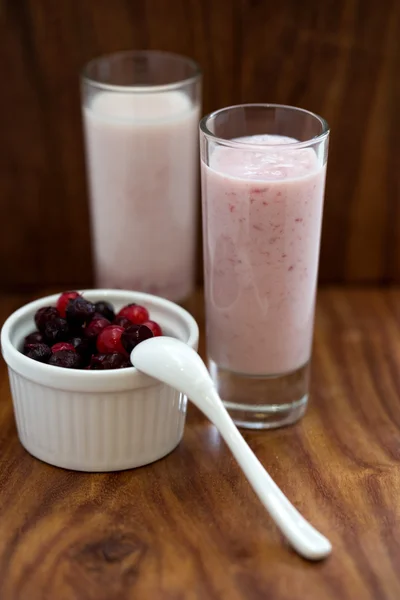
[
  {"x1": 0, "y1": 0, "x2": 399, "y2": 290},
  {"x1": 1, "y1": 288, "x2": 400, "y2": 598}
]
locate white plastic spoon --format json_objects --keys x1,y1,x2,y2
[{"x1": 131, "y1": 336, "x2": 332, "y2": 561}]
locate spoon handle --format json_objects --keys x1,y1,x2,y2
[
  {"x1": 202, "y1": 387, "x2": 332, "y2": 560},
  {"x1": 130, "y1": 337, "x2": 331, "y2": 561}
]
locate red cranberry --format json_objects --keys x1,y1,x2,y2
[
  {"x1": 66, "y1": 297, "x2": 95, "y2": 328},
  {"x1": 142, "y1": 320, "x2": 162, "y2": 337},
  {"x1": 44, "y1": 317, "x2": 70, "y2": 344},
  {"x1": 113, "y1": 316, "x2": 131, "y2": 329},
  {"x1": 94, "y1": 301, "x2": 115, "y2": 322},
  {"x1": 35, "y1": 307, "x2": 59, "y2": 333},
  {"x1": 84, "y1": 317, "x2": 111, "y2": 340},
  {"x1": 23, "y1": 343, "x2": 51, "y2": 363},
  {"x1": 51, "y1": 342, "x2": 76, "y2": 353},
  {"x1": 89, "y1": 352, "x2": 131, "y2": 370},
  {"x1": 96, "y1": 325, "x2": 126, "y2": 355},
  {"x1": 49, "y1": 350, "x2": 81, "y2": 369},
  {"x1": 56, "y1": 291, "x2": 80, "y2": 318},
  {"x1": 117, "y1": 304, "x2": 149, "y2": 325}
]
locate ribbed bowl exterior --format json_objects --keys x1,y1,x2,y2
[
  {"x1": 1, "y1": 290, "x2": 198, "y2": 472},
  {"x1": 8, "y1": 367, "x2": 187, "y2": 471}
]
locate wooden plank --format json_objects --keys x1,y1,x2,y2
[{"x1": 0, "y1": 288, "x2": 400, "y2": 598}]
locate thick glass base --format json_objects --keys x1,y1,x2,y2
[{"x1": 209, "y1": 360, "x2": 309, "y2": 429}]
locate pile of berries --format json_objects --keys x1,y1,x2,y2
[{"x1": 22, "y1": 291, "x2": 163, "y2": 370}]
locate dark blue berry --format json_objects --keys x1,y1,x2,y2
[
  {"x1": 94, "y1": 301, "x2": 115, "y2": 322},
  {"x1": 23, "y1": 331, "x2": 44, "y2": 350},
  {"x1": 66, "y1": 297, "x2": 95, "y2": 327},
  {"x1": 89, "y1": 352, "x2": 131, "y2": 370},
  {"x1": 121, "y1": 325, "x2": 140, "y2": 353},
  {"x1": 24, "y1": 343, "x2": 51, "y2": 363},
  {"x1": 44, "y1": 317, "x2": 70, "y2": 344},
  {"x1": 137, "y1": 324, "x2": 154, "y2": 342},
  {"x1": 69, "y1": 336, "x2": 92, "y2": 359},
  {"x1": 113, "y1": 316, "x2": 131, "y2": 329},
  {"x1": 34, "y1": 307, "x2": 59, "y2": 333},
  {"x1": 49, "y1": 350, "x2": 81, "y2": 369},
  {"x1": 121, "y1": 324, "x2": 153, "y2": 353}
]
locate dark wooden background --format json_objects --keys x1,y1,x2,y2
[{"x1": 1, "y1": 0, "x2": 399, "y2": 291}]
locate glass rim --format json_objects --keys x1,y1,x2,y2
[
  {"x1": 81, "y1": 49, "x2": 201, "y2": 93},
  {"x1": 199, "y1": 103, "x2": 330, "y2": 150}
]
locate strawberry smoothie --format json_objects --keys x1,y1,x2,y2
[
  {"x1": 202, "y1": 135, "x2": 326, "y2": 376},
  {"x1": 83, "y1": 90, "x2": 199, "y2": 301}
]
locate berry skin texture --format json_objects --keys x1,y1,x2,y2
[
  {"x1": 69, "y1": 336, "x2": 90, "y2": 354},
  {"x1": 93, "y1": 312, "x2": 105, "y2": 320},
  {"x1": 49, "y1": 350, "x2": 81, "y2": 369},
  {"x1": 96, "y1": 325, "x2": 126, "y2": 355},
  {"x1": 23, "y1": 331, "x2": 44, "y2": 350},
  {"x1": 51, "y1": 342, "x2": 76, "y2": 353},
  {"x1": 113, "y1": 316, "x2": 131, "y2": 329},
  {"x1": 84, "y1": 317, "x2": 111, "y2": 341},
  {"x1": 89, "y1": 353, "x2": 131, "y2": 370},
  {"x1": 35, "y1": 307, "x2": 59, "y2": 332},
  {"x1": 66, "y1": 297, "x2": 95, "y2": 328},
  {"x1": 44, "y1": 317, "x2": 70, "y2": 344},
  {"x1": 121, "y1": 325, "x2": 140, "y2": 353},
  {"x1": 117, "y1": 304, "x2": 149, "y2": 325},
  {"x1": 137, "y1": 324, "x2": 154, "y2": 342},
  {"x1": 69, "y1": 337, "x2": 92, "y2": 362},
  {"x1": 121, "y1": 324, "x2": 154, "y2": 353},
  {"x1": 23, "y1": 343, "x2": 51, "y2": 363},
  {"x1": 142, "y1": 320, "x2": 162, "y2": 337},
  {"x1": 56, "y1": 291, "x2": 81, "y2": 318},
  {"x1": 94, "y1": 301, "x2": 115, "y2": 322}
]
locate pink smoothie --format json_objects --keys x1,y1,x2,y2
[
  {"x1": 83, "y1": 91, "x2": 199, "y2": 301},
  {"x1": 202, "y1": 135, "x2": 326, "y2": 375}
]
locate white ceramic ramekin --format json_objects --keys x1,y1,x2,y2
[{"x1": 1, "y1": 290, "x2": 199, "y2": 472}]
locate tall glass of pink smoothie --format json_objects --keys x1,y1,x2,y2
[
  {"x1": 200, "y1": 105, "x2": 329, "y2": 429},
  {"x1": 81, "y1": 51, "x2": 201, "y2": 301}
]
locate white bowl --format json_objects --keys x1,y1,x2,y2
[{"x1": 1, "y1": 289, "x2": 199, "y2": 472}]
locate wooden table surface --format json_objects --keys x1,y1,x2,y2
[{"x1": 1, "y1": 288, "x2": 400, "y2": 600}]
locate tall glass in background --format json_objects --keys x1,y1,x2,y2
[
  {"x1": 200, "y1": 105, "x2": 329, "y2": 429},
  {"x1": 82, "y1": 51, "x2": 201, "y2": 302}
]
